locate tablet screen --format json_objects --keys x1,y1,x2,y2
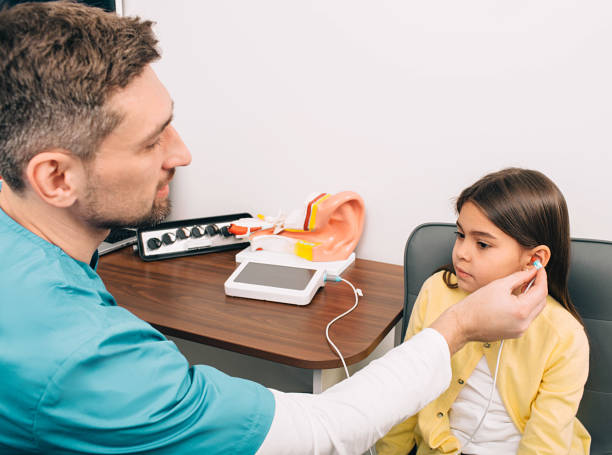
[{"x1": 234, "y1": 262, "x2": 317, "y2": 290}]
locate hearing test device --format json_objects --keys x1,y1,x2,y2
[{"x1": 224, "y1": 261, "x2": 325, "y2": 306}]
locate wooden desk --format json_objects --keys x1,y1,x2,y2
[{"x1": 98, "y1": 248, "x2": 403, "y2": 389}]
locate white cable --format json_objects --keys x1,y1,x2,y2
[
  {"x1": 325, "y1": 276, "x2": 361, "y2": 379},
  {"x1": 324, "y1": 275, "x2": 374, "y2": 455},
  {"x1": 462, "y1": 272, "x2": 539, "y2": 450},
  {"x1": 462, "y1": 339, "x2": 504, "y2": 449}
]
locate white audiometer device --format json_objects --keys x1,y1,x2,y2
[{"x1": 224, "y1": 261, "x2": 325, "y2": 306}]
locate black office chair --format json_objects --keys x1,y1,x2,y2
[{"x1": 401, "y1": 222, "x2": 612, "y2": 455}]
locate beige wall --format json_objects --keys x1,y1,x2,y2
[{"x1": 125, "y1": 0, "x2": 612, "y2": 265}]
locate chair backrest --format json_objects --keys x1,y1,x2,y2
[
  {"x1": 568, "y1": 238, "x2": 612, "y2": 455},
  {"x1": 402, "y1": 222, "x2": 612, "y2": 454},
  {"x1": 402, "y1": 223, "x2": 456, "y2": 339}
]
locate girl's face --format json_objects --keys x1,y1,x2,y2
[{"x1": 452, "y1": 201, "x2": 533, "y2": 293}]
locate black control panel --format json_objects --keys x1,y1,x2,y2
[{"x1": 136, "y1": 213, "x2": 251, "y2": 261}]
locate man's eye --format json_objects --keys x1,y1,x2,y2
[
  {"x1": 146, "y1": 138, "x2": 162, "y2": 150},
  {"x1": 454, "y1": 231, "x2": 465, "y2": 239}
]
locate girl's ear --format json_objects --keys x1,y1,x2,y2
[{"x1": 527, "y1": 245, "x2": 551, "y2": 268}]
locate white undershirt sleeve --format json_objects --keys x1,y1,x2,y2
[{"x1": 256, "y1": 328, "x2": 452, "y2": 455}]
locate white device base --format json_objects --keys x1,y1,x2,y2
[
  {"x1": 224, "y1": 261, "x2": 325, "y2": 306},
  {"x1": 235, "y1": 248, "x2": 355, "y2": 276}
]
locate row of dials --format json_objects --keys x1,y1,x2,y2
[{"x1": 146, "y1": 223, "x2": 234, "y2": 250}]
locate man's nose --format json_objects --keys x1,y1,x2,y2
[{"x1": 163, "y1": 125, "x2": 192, "y2": 169}]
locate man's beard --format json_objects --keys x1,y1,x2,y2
[
  {"x1": 84, "y1": 197, "x2": 172, "y2": 230},
  {"x1": 97, "y1": 198, "x2": 171, "y2": 230},
  {"x1": 80, "y1": 179, "x2": 173, "y2": 230}
]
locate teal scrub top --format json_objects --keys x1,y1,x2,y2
[{"x1": 0, "y1": 201, "x2": 275, "y2": 454}]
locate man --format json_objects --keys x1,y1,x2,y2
[{"x1": 0, "y1": 3, "x2": 548, "y2": 454}]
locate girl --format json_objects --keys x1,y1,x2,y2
[{"x1": 376, "y1": 168, "x2": 590, "y2": 454}]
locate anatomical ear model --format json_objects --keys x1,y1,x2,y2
[{"x1": 228, "y1": 191, "x2": 365, "y2": 262}]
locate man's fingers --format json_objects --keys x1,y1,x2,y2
[
  {"x1": 517, "y1": 268, "x2": 548, "y2": 318},
  {"x1": 501, "y1": 267, "x2": 538, "y2": 292},
  {"x1": 523, "y1": 267, "x2": 548, "y2": 299},
  {"x1": 527, "y1": 298, "x2": 548, "y2": 322}
]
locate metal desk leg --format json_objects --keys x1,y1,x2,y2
[
  {"x1": 313, "y1": 369, "x2": 323, "y2": 394},
  {"x1": 394, "y1": 319, "x2": 403, "y2": 346}
]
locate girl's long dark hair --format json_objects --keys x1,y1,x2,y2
[{"x1": 439, "y1": 168, "x2": 583, "y2": 326}]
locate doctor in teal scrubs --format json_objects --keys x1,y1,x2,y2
[{"x1": 0, "y1": 3, "x2": 548, "y2": 454}]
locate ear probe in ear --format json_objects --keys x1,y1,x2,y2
[{"x1": 525, "y1": 259, "x2": 543, "y2": 293}]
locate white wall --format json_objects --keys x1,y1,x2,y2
[{"x1": 125, "y1": 0, "x2": 612, "y2": 265}]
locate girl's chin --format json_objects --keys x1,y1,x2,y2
[{"x1": 456, "y1": 277, "x2": 479, "y2": 294}]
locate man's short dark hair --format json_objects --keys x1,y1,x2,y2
[{"x1": 0, "y1": 1, "x2": 160, "y2": 192}]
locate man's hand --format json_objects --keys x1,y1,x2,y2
[{"x1": 430, "y1": 267, "x2": 548, "y2": 355}]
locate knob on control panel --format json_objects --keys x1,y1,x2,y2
[
  {"x1": 176, "y1": 227, "x2": 190, "y2": 240},
  {"x1": 190, "y1": 225, "x2": 204, "y2": 238},
  {"x1": 205, "y1": 224, "x2": 220, "y2": 236},
  {"x1": 147, "y1": 238, "x2": 162, "y2": 250},
  {"x1": 220, "y1": 225, "x2": 233, "y2": 237},
  {"x1": 161, "y1": 232, "x2": 176, "y2": 245}
]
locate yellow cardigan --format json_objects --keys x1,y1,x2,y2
[{"x1": 376, "y1": 271, "x2": 590, "y2": 455}]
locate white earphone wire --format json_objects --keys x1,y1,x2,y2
[
  {"x1": 462, "y1": 272, "x2": 539, "y2": 449},
  {"x1": 324, "y1": 276, "x2": 374, "y2": 455}
]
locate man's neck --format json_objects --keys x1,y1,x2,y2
[{"x1": 0, "y1": 185, "x2": 108, "y2": 264}]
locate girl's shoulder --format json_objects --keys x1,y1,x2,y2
[
  {"x1": 408, "y1": 271, "x2": 467, "y2": 328},
  {"x1": 541, "y1": 295, "x2": 585, "y2": 329},
  {"x1": 532, "y1": 295, "x2": 588, "y2": 345},
  {"x1": 422, "y1": 270, "x2": 464, "y2": 294},
  {"x1": 419, "y1": 270, "x2": 468, "y2": 309}
]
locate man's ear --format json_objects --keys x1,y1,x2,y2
[
  {"x1": 25, "y1": 150, "x2": 85, "y2": 208},
  {"x1": 525, "y1": 245, "x2": 551, "y2": 268}
]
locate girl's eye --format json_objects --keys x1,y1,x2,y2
[
  {"x1": 477, "y1": 241, "x2": 490, "y2": 249},
  {"x1": 454, "y1": 231, "x2": 465, "y2": 239}
]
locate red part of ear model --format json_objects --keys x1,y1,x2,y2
[{"x1": 250, "y1": 191, "x2": 365, "y2": 261}]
